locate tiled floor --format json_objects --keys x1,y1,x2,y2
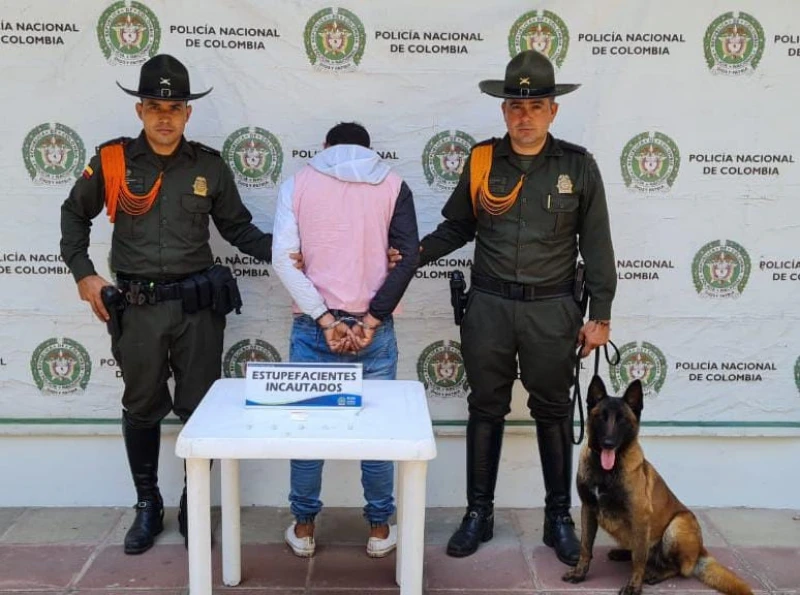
[{"x1": 0, "y1": 506, "x2": 797, "y2": 594}]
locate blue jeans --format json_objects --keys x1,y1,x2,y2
[{"x1": 288, "y1": 314, "x2": 398, "y2": 525}]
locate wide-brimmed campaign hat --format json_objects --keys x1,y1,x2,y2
[
  {"x1": 117, "y1": 54, "x2": 212, "y2": 101},
  {"x1": 478, "y1": 50, "x2": 579, "y2": 99}
]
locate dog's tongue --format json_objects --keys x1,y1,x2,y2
[{"x1": 601, "y1": 449, "x2": 616, "y2": 471}]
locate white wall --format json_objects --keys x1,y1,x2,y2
[{"x1": 3, "y1": 429, "x2": 798, "y2": 509}]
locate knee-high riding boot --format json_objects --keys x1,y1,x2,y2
[
  {"x1": 178, "y1": 460, "x2": 214, "y2": 549},
  {"x1": 536, "y1": 417, "x2": 580, "y2": 566},
  {"x1": 446, "y1": 416, "x2": 505, "y2": 557},
  {"x1": 122, "y1": 414, "x2": 164, "y2": 555}
]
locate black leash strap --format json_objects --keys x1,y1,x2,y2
[{"x1": 570, "y1": 340, "x2": 620, "y2": 445}]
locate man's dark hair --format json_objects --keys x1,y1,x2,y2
[{"x1": 325, "y1": 122, "x2": 370, "y2": 148}]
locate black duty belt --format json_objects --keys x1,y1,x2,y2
[
  {"x1": 117, "y1": 276, "x2": 184, "y2": 305},
  {"x1": 471, "y1": 273, "x2": 573, "y2": 302}
]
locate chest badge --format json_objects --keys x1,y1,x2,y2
[
  {"x1": 192, "y1": 176, "x2": 208, "y2": 197},
  {"x1": 557, "y1": 174, "x2": 573, "y2": 194}
]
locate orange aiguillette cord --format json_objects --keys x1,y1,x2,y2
[
  {"x1": 469, "y1": 144, "x2": 524, "y2": 217},
  {"x1": 100, "y1": 144, "x2": 163, "y2": 223}
]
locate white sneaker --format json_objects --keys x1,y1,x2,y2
[
  {"x1": 366, "y1": 524, "x2": 397, "y2": 558},
  {"x1": 284, "y1": 522, "x2": 315, "y2": 557}
]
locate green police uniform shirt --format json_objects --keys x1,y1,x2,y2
[
  {"x1": 60, "y1": 132, "x2": 272, "y2": 282},
  {"x1": 420, "y1": 134, "x2": 616, "y2": 320}
]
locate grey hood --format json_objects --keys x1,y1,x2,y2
[{"x1": 308, "y1": 144, "x2": 391, "y2": 185}]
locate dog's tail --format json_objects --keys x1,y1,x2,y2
[{"x1": 693, "y1": 551, "x2": 753, "y2": 595}]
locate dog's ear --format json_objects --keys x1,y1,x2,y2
[
  {"x1": 623, "y1": 379, "x2": 644, "y2": 419},
  {"x1": 587, "y1": 375, "x2": 608, "y2": 411}
]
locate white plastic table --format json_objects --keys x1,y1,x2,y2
[{"x1": 175, "y1": 378, "x2": 437, "y2": 595}]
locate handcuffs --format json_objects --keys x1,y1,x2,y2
[{"x1": 320, "y1": 315, "x2": 379, "y2": 331}]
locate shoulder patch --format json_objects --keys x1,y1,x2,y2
[
  {"x1": 557, "y1": 139, "x2": 588, "y2": 155},
  {"x1": 189, "y1": 141, "x2": 221, "y2": 156},
  {"x1": 96, "y1": 136, "x2": 131, "y2": 151}
]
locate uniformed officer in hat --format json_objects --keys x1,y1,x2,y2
[
  {"x1": 418, "y1": 50, "x2": 617, "y2": 564},
  {"x1": 60, "y1": 54, "x2": 273, "y2": 554}
]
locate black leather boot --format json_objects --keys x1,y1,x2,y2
[
  {"x1": 178, "y1": 460, "x2": 214, "y2": 549},
  {"x1": 178, "y1": 485, "x2": 188, "y2": 548},
  {"x1": 178, "y1": 458, "x2": 187, "y2": 548},
  {"x1": 536, "y1": 417, "x2": 580, "y2": 566},
  {"x1": 446, "y1": 416, "x2": 504, "y2": 557},
  {"x1": 122, "y1": 414, "x2": 164, "y2": 555}
]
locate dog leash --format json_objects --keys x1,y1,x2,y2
[{"x1": 570, "y1": 340, "x2": 620, "y2": 445}]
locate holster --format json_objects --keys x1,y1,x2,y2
[
  {"x1": 101, "y1": 285, "x2": 126, "y2": 358},
  {"x1": 573, "y1": 261, "x2": 588, "y2": 317},
  {"x1": 180, "y1": 265, "x2": 242, "y2": 316},
  {"x1": 449, "y1": 270, "x2": 469, "y2": 326}
]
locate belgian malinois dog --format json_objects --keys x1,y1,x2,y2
[{"x1": 562, "y1": 377, "x2": 753, "y2": 595}]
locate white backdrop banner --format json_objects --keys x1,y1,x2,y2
[{"x1": 1, "y1": 0, "x2": 798, "y2": 434}]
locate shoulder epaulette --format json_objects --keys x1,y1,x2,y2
[
  {"x1": 189, "y1": 141, "x2": 221, "y2": 156},
  {"x1": 472, "y1": 137, "x2": 499, "y2": 150},
  {"x1": 557, "y1": 139, "x2": 588, "y2": 155},
  {"x1": 96, "y1": 136, "x2": 132, "y2": 152}
]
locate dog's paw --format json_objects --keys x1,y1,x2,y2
[
  {"x1": 643, "y1": 570, "x2": 672, "y2": 585},
  {"x1": 562, "y1": 568, "x2": 587, "y2": 583},
  {"x1": 608, "y1": 548, "x2": 632, "y2": 561},
  {"x1": 618, "y1": 584, "x2": 642, "y2": 595}
]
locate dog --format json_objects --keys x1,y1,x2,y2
[{"x1": 561, "y1": 377, "x2": 753, "y2": 595}]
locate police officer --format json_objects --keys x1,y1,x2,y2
[
  {"x1": 60, "y1": 55, "x2": 272, "y2": 554},
  {"x1": 419, "y1": 50, "x2": 616, "y2": 564}
]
